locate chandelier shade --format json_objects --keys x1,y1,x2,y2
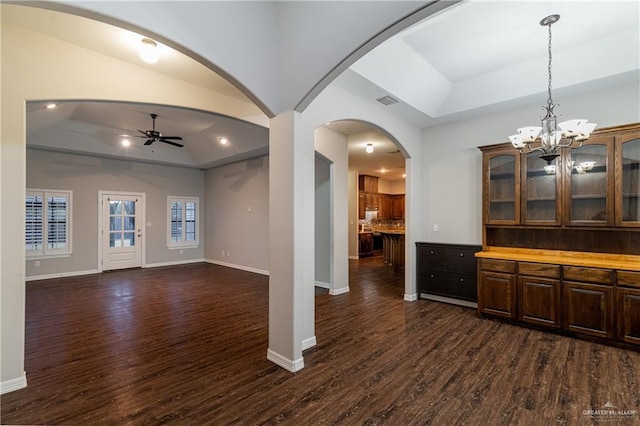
[{"x1": 509, "y1": 14, "x2": 596, "y2": 164}]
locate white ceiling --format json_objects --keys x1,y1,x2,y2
[{"x1": 8, "y1": 1, "x2": 640, "y2": 177}]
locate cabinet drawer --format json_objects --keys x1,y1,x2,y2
[
  {"x1": 479, "y1": 258, "x2": 516, "y2": 274},
  {"x1": 617, "y1": 270, "x2": 640, "y2": 289},
  {"x1": 447, "y1": 273, "x2": 477, "y2": 301},
  {"x1": 563, "y1": 266, "x2": 613, "y2": 285},
  {"x1": 418, "y1": 245, "x2": 446, "y2": 268},
  {"x1": 518, "y1": 262, "x2": 560, "y2": 278},
  {"x1": 419, "y1": 269, "x2": 448, "y2": 295},
  {"x1": 447, "y1": 248, "x2": 478, "y2": 274}
]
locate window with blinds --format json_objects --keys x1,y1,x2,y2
[
  {"x1": 167, "y1": 196, "x2": 199, "y2": 248},
  {"x1": 26, "y1": 190, "x2": 72, "y2": 257}
]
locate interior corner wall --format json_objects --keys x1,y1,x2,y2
[
  {"x1": 314, "y1": 154, "x2": 331, "y2": 285},
  {"x1": 348, "y1": 170, "x2": 359, "y2": 258},
  {"x1": 25, "y1": 149, "x2": 205, "y2": 278},
  {"x1": 421, "y1": 80, "x2": 640, "y2": 245},
  {"x1": 314, "y1": 126, "x2": 349, "y2": 291},
  {"x1": 203, "y1": 156, "x2": 269, "y2": 274}
]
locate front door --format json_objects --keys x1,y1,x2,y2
[{"x1": 100, "y1": 192, "x2": 144, "y2": 271}]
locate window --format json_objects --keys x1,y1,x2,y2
[
  {"x1": 26, "y1": 190, "x2": 72, "y2": 257},
  {"x1": 167, "y1": 196, "x2": 199, "y2": 248}
]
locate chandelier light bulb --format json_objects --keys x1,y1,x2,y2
[{"x1": 365, "y1": 143, "x2": 374, "y2": 154}]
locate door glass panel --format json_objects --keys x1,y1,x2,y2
[
  {"x1": 621, "y1": 138, "x2": 640, "y2": 222},
  {"x1": 525, "y1": 154, "x2": 557, "y2": 222},
  {"x1": 124, "y1": 216, "x2": 135, "y2": 231},
  {"x1": 123, "y1": 200, "x2": 135, "y2": 215},
  {"x1": 570, "y1": 144, "x2": 607, "y2": 222},
  {"x1": 109, "y1": 200, "x2": 122, "y2": 215},
  {"x1": 110, "y1": 232, "x2": 122, "y2": 248},
  {"x1": 110, "y1": 216, "x2": 122, "y2": 231},
  {"x1": 489, "y1": 154, "x2": 516, "y2": 221},
  {"x1": 123, "y1": 232, "x2": 135, "y2": 247}
]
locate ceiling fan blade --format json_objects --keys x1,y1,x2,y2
[
  {"x1": 159, "y1": 136, "x2": 183, "y2": 140},
  {"x1": 159, "y1": 139, "x2": 184, "y2": 147},
  {"x1": 137, "y1": 129, "x2": 149, "y2": 137},
  {"x1": 144, "y1": 139, "x2": 154, "y2": 145}
]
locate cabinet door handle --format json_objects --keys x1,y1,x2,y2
[
  {"x1": 430, "y1": 251, "x2": 434, "y2": 255},
  {"x1": 430, "y1": 274, "x2": 434, "y2": 278},
  {"x1": 460, "y1": 253, "x2": 464, "y2": 257},
  {"x1": 460, "y1": 278, "x2": 464, "y2": 282}
]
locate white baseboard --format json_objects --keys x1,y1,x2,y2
[
  {"x1": 1, "y1": 372, "x2": 27, "y2": 394},
  {"x1": 302, "y1": 336, "x2": 317, "y2": 351},
  {"x1": 329, "y1": 286, "x2": 350, "y2": 296},
  {"x1": 26, "y1": 269, "x2": 99, "y2": 282},
  {"x1": 144, "y1": 258, "x2": 205, "y2": 268},
  {"x1": 206, "y1": 259, "x2": 269, "y2": 276},
  {"x1": 266, "y1": 348, "x2": 304, "y2": 372},
  {"x1": 404, "y1": 293, "x2": 418, "y2": 302},
  {"x1": 314, "y1": 281, "x2": 330, "y2": 289},
  {"x1": 420, "y1": 293, "x2": 478, "y2": 309}
]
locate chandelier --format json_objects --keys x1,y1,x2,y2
[{"x1": 508, "y1": 14, "x2": 596, "y2": 164}]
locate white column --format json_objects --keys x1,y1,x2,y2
[{"x1": 267, "y1": 110, "x2": 316, "y2": 371}]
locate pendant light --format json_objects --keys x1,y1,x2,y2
[{"x1": 508, "y1": 15, "x2": 596, "y2": 164}]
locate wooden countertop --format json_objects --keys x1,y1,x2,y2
[
  {"x1": 476, "y1": 246, "x2": 640, "y2": 271},
  {"x1": 375, "y1": 229, "x2": 405, "y2": 235}
]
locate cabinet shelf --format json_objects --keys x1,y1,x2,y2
[
  {"x1": 490, "y1": 199, "x2": 515, "y2": 203},
  {"x1": 526, "y1": 197, "x2": 556, "y2": 202},
  {"x1": 571, "y1": 194, "x2": 607, "y2": 200}
]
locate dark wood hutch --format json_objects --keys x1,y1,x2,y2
[{"x1": 476, "y1": 123, "x2": 640, "y2": 349}]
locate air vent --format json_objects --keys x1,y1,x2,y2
[{"x1": 376, "y1": 95, "x2": 399, "y2": 106}]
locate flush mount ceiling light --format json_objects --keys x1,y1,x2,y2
[
  {"x1": 219, "y1": 137, "x2": 229, "y2": 146},
  {"x1": 121, "y1": 138, "x2": 131, "y2": 147},
  {"x1": 139, "y1": 38, "x2": 159, "y2": 64},
  {"x1": 46, "y1": 103, "x2": 57, "y2": 110},
  {"x1": 508, "y1": 15, "x2": 596, "y2": 164},
  {"x1": 365, "y1": 143, "x2": 374, "y2": 154}
]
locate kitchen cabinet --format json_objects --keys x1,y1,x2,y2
[
  {"x1": 480, "y1": 123, "x2": 640, "y2": 254},
  {"x1": 564, "y1": 135, "x2": 614, "y2": 226},
  {"x1": 517, "y1": 262, "x2": 561, "y2": 328},
  {"x1": 615, "y1": 132, "x2": 640, "y2": 226},
  {"x1": 417, "y1": 243, "x2": 481, "y2": 305},
  {"x1": 358, "y1": 233, "x2": 373, "y2": 257},
  {"x1": 477, "y1": 258, "x2": 516, "y2": 318},
  {"x1": 476, "y1": 249, "x2": 640, "y2": 349},
  {"x1": 616, "y1": 270, "x2": 640, "y2": 344},
  {"x1": 562, "y1": 266, "x2": 614, "y2": 339},
  {"x1": 359, "y1": 175, "x2": 378, "y2": 193},
  {"x1": 392, "y1": 195, "x2": 405, "y2": 219}
]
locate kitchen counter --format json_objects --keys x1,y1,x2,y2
[
  {"x1": 376, "y1": 229, "x2": 405, "y2": 235},
  {"x1": 476, "y1": 246, "x2": 640, "y2": 271}
]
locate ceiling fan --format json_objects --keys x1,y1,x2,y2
[{"x1": 134, "y1": 113, "x2": 184, "y2": 147}]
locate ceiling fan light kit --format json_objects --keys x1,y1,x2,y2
[
  {"x1": 508, "y1": 14, "x2": 596, "y2": 164},
  {"x1": 365, "y1": 143, "x2": 374, "y2": 154}
]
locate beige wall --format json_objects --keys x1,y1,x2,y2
[
  {"x1": 203, "y1": 157, "x2": 270, "y2": 273},
  {"x1": 25, "y1": 149, "x2": 205, "y2": 278}
]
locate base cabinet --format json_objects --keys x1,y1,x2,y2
[
  {"x1": 563, "y1": 282, "x2": 614, "y2": 339},
  {"x1": 478, "y1": 271, "x2": 516, "y2": 318},
  {"x1": 417, "y1": 243, "x2": 481, "y2": 304},
  {"x1": 518, "y1": 276, "x2": 561, "y2": 328},
  {"x1": 478, "y1": 255, "x2": 639, "y2": 348}
]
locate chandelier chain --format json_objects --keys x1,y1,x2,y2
[{"x1": 547, "y1": 22, "x2": 553, "y2": 108}]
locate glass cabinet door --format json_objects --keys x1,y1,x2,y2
[
  {"x1": 522, "y1": 153, "x2": 561, "y2": 225},
  {"x1": 616, "y1": 134, "x2": 640, "y2": 226},
  {"x1": 565, "y1": 136, "x2": 614, "y2": 226},
  {"x1": 486, "y1": 152, "x2": 519, "y2": 224}
]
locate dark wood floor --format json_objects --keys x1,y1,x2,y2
[{"x1": 2, "y1": 257, "x2": 639, "y2": 425}]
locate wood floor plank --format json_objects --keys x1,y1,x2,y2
[{"x1": 2, "y1": 258, "x2": 639, "y2": 425}]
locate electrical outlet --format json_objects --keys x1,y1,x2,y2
[
  {"x1": 35, "y1": 260, "x2": 40, "y2": 267},
  {"x1": 433, "y1": 224, "x2": 439, "y2": 232},
  {"x1": 222, "y1": 250, "x2": 225, "y2": 255},
  {"x1": 180, "y1": 249, "x2": 183, "y2": 255},
  {"x1": 227, "y1": 251, "x2": 230, "y2": 257}
]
